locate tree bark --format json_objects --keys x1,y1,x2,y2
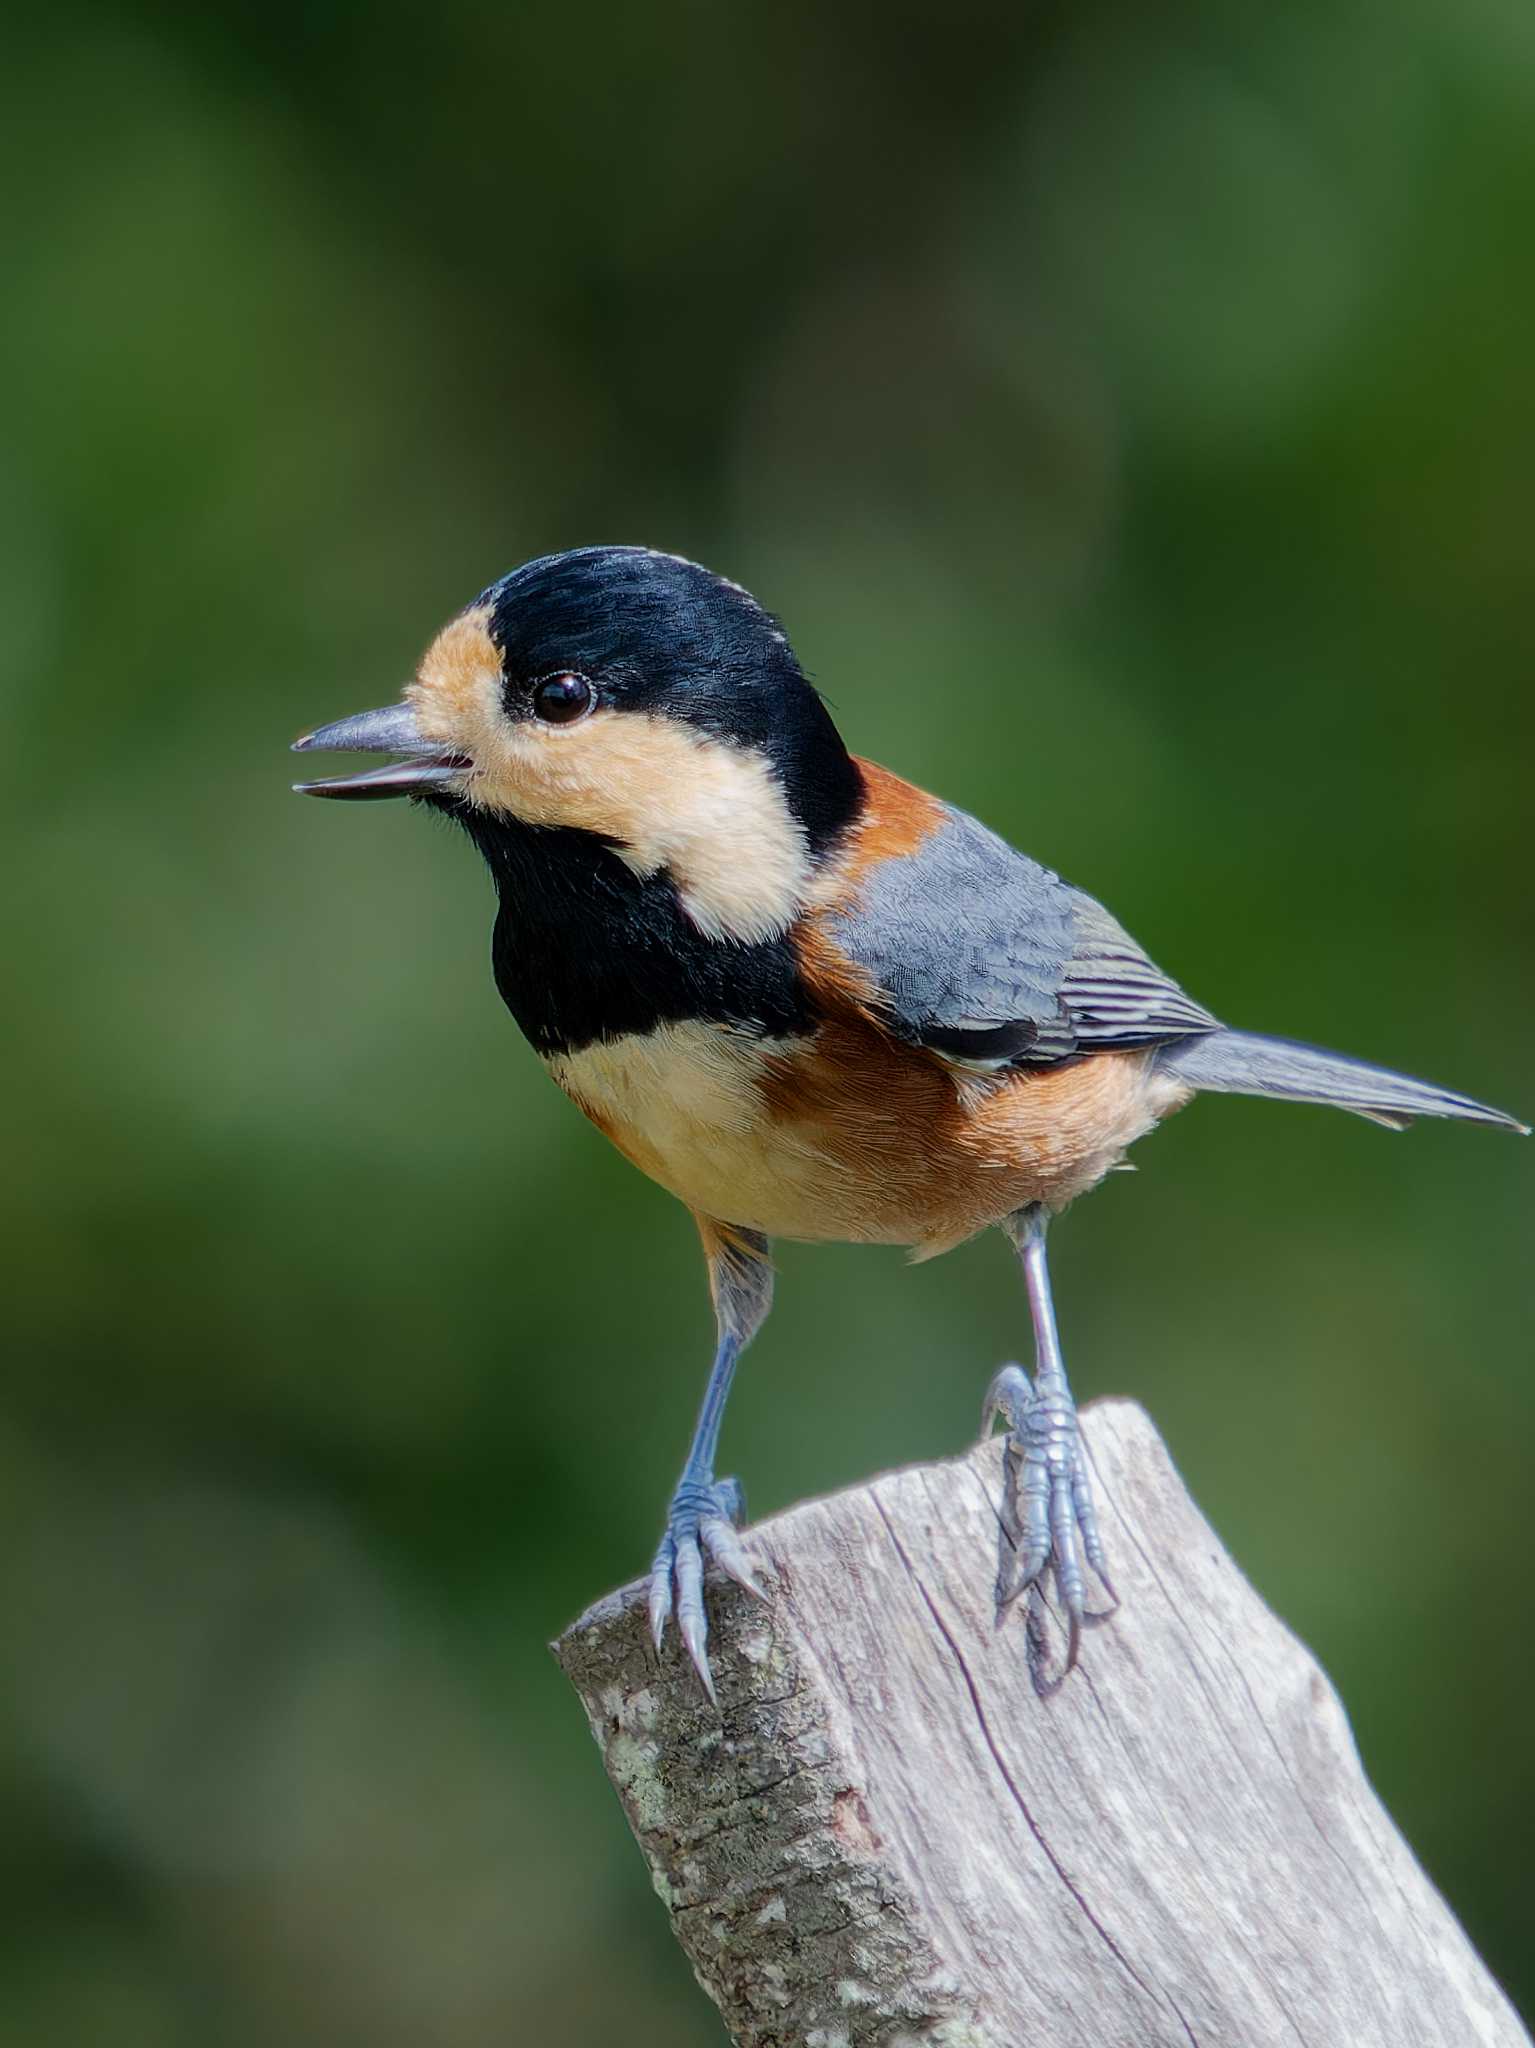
[{"x1": 552, "y1": 1398, "x2": 1529, "y2": 2048}]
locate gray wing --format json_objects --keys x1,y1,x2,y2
[{"x1": 829, "y1": 805, "x2": 1218, "y2": 1067}]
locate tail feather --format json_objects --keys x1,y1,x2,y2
[{"x1": 1160, "y1": 1028, "x2": 1529, "y2": 1135}]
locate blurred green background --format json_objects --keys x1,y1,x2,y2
[{"x1": 4, "y1": 1, "x2": 1533, "y2": 2039}]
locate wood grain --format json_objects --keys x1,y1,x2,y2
[{"x1": 553, "y1": 1400, "x2": 1530, "y2": 2048}]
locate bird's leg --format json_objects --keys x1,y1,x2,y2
[
  {"x1": 984, "y1": 1204, "x2": 1116, "y2": 1692},
  {"x1": 649, "y1": 1220, "x2": 773, "y2": 1701}
]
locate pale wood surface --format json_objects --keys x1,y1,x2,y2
[{"x1": 553, "y1": 1399, "x2": 1530, "y2": 2048}]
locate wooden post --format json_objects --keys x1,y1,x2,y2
[{"x1": 552, "y1": 1399, "x2": 1529, "y2": 2048}]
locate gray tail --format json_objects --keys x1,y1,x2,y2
[{"x1": 1160, "y1": 1028, "x2": 1529, "y2": 1134}]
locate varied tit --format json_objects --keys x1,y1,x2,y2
[{"x1": 293, "y1": 545, "x2": 1527, "y2": 1697}]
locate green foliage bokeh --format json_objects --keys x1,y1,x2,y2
[{"x1": 4, "y1": 3, "x2": 1532, "y2": 2039}]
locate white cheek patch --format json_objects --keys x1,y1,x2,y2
[
  {"x1": 550, "y1": 726, "x2": 811, "y2": 944},
  {"x1": 633, "y1": 739, "x2": 811, "y2": 945},
  {"x1": 459, "y1": 713, "x2": 810, "y2": 945}
]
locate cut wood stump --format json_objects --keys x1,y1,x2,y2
[{"x1": 553, "y1": 1399, "x2": 1529, "y2": 2048}]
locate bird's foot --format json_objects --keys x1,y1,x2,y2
[
  {"x1": 648, "y1": 1473, "x2": 763, "y2": 1703},
  {"x1": 983, "y1": 1361, "x2": 1118, "y2": 1695}
]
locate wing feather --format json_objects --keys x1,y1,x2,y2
[{"x1": 828, "y1": 805, "x2": 1216, "y2": 1068}]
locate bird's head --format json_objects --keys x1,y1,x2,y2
[{"x1": 293, "y1": 546, "x2": 862, "y2": 942}]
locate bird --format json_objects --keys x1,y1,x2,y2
[{"x1": 291, "y1": 543, "x2": 1527, "y2": 1698}]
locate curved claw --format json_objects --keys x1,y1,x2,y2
[
  {"x1": 673, "y1": 1538, "x2": 712, "y2": 1701},
  {"x1": 1059, "y1": 1596, "x2": 1082, "y2": 1680},
  {"x1": 981, "y1": 1362, "x2": 1029, "y2": 1442},
  {"x1": 1028, "y1": 1582, "x2": 1069, "y2": 1699},
  {"x1": 699, "y1": 1513, "x2": 765, "y2": 1601},
  {"x1": 647, "y1": 1532, "x2": 676, "y2": 1653}
]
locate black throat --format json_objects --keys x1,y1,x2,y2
[{"x1": 443, "y1": 804, "x2": 819, "y2": 1057}]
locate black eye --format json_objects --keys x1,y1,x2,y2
[{"x1": 532, "y1": 672, "x2": 595, "y2": 725}]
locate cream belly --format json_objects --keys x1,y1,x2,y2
[
  {"x1": 546, "y1": 1022, "x2": 848, "y2": 1241},
  {"x1": 545, "y1": 1019, "x2": 1190, "y2": 1251}
]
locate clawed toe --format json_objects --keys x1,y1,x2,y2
[
  {"x1": 984, "y1": 1359, "x2": 1116, "y2": 1694},
  {"x1": 648, "y1": 1475, "x2": 763, "y2": 1702}
]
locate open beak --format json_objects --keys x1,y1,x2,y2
[{"x1": 291, "y1": 703, "x2": 470, "y2": 800}]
